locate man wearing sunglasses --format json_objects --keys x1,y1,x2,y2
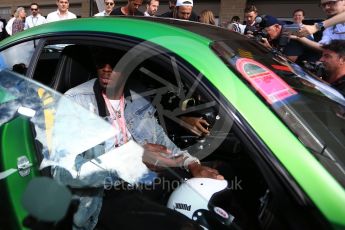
[
  {"x1": 95, "y1": 0, "x2": 115, "y2": 16},
  {"x1": 292, "y1": 0, "x2": 345, "y2": 51},
  {"x1": 55, "y1": 47, "x2": 222, "y2": 229},
  {"x1": 24, "y1": 3, "x2": 46, "y2": 29}
]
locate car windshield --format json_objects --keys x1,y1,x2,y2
[{"x1": 212, "y1": 40, "x2": 345, "y2": 187}]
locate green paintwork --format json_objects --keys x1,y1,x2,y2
[
  {"x1": 0, "y1": 117, "x2": 40, "y2": 230},
  {"x1": 0, "y1": 86, "x2": 17, "y2": 104},
  {"x1": 1, "y1": 17, "x2": 345, "y2": 228}
]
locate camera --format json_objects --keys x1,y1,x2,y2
[
  {"x1": 282, "y1": 24, "x2": 301, "y2": 35},
  {"x1": 252, "y1": 29, "x2": 268, "y2": 42},
  {"x1": 245, "y1": 16, "x2": 268, "y2": 42}
]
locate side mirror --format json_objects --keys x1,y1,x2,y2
[{"x1": 22, "y1": 177, "x2": 72, "y2": 222}]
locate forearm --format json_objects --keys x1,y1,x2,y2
[
  {"x1": 295, "y1": 37, "x2": 322, "y2": 52},
  {"x1": 324, "y1": 11, "x2": 345, "y2": 28},
  {"x1": 153, "y1": 120, "x2": 202, "y2": 170},
  {"x1": 154, "y1": 119, "x2": 182, "y2": 154}
]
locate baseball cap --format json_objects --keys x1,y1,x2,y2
[
  {"x1": 261, "y1": 15, "x2": 284, "y2": 28},
  {"x1": 176, "y1": 0, "x2": 193, "y2": 7}
]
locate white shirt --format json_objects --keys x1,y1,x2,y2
[
  {"x1": 319, "y1": 23, "x2": 345, "y2": 45},
  {"x1": 94, "y1": 10, "x2": 110, "y2": 16},
  {"x1": 230, "y1": 23, "x2": 246, "y2": 34},
  {"x1": 144, "y1": 11, "x2": 151, "y2": 16},
  {"x1": 24, "y1": 14, "x2": 47, "y2": 29},
  {"x1": 0, "y1": 20, "x2": 3, "y2": 33},
  {"x1": 46, "y1": 10, "x2": 77, "y2": 23},
  {"x1": 5, "y1": 17, "x2": 15, "y2": 35}
]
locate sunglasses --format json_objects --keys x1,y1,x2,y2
[
  {"x1": 96, "y1": 59, "x2": 116, "y2": 69},
  {"x1": 320, "y1": 0, "x2": 340, "y2": 8},
  {"x1": 31, "y1": 8, "x2": 38, "y2": 11},
  {"x1": 105, "y1": 2, "x2": 114, "y2": 6}
]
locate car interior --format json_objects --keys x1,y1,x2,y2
[{"x1": 7, "y1": 39, "x2": 329, "y2": 230}]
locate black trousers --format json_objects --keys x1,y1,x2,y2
[
  {"x1": 97, "y1": 184, "x2": 202, "y2": 230},
  {"x1": 97, "y1": 161, "x2": 232, "y2": 230}
]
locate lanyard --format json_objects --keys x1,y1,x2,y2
[
  {"x1": 31, "y1": 16, "x2": 38, "y2": 26},
  {"x1": 102, "y1": 93, "x2": 128, "y2": 146}
]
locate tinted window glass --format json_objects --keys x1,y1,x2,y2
[{"x1": 212, "y1": 40, "x2": 345, "y2": 187}]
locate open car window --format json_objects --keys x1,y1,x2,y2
[
  {"x1": 0, "y1": 69, "x2": 120, "y2": 174},
  {"x1": 0, "y1": 34, "x2": 334, "y2": 229}
]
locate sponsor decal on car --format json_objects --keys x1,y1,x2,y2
[{"x1": 236, "y1": 58, "x2": 297, "y2": 104}]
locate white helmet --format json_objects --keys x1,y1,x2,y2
[{"x1": 167, "y1": 178, "x2": 235, "y2": 229}]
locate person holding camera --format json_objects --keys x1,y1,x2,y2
[
  {"x1": 259, "y1": 15, "x2": 319, "y2": 64},
  {"x1": 320, "y1": 39, "x2": 345, "y2": 94}
]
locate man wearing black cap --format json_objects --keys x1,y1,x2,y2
[{"x1": 260, "y1": 15, "x2": 319, "y2": 64}]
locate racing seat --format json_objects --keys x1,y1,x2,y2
[{"x1": 52, "y1": 45, "x2": 97, "y2": 93}]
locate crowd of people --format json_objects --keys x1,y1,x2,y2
[
  {"x1": 224, "y1": 0, "x2": 345, "y2": 95},
  {"x1": 0, "y1": 0, "x2": 217, "y2": 39}
]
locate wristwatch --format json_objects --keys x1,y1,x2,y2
[{"x1": 315, "y1": 21, "x2": 325, "y2": 31}]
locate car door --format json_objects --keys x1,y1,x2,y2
[{"x1": 1, "y1": 33, "x2": 332, "y2": 229}]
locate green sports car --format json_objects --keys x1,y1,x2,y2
[{"x1": 0, "y1": 16, "x2": 345, "y2": 230}]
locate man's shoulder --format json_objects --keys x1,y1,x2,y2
[
  {"x1": 283, "y1": 39, "x2": 304, "y2": 56},
  {"x1": 135, "y1": 10, "x2": 144, "y2": 16},
  {"x1": 287, "y1": 38, "x2": 303, "y2": 47},
  {"x1": 94, "y1": 11, "x2": 105, "y2": 16},
  {"x1": 25, "y1": 15, "x2": 33, "y2": 20},
  {"x1": 46, "y1": 11, "x2": 57, "y2": 19},
  {"x1": 160, "y1": 11, "x2": 173, "y2": 18},
  {"x1": 110, "y1": 7, "x2": 123, "y2": 15},
  {"x1": 68, "y1": 11, "x2": 77, "y2": 18},
  {"x1": 333, "y1": 75, "x2": 345, "y2": 95},
  {"x1": 189, "y1": 11, "x2": 199, "y2": 22},
  {"x1": 47, "y1": 11, "x2": 56, "y2": 16},
  {"x1": 64, "y1": 78, "x2": 96, "y2": 97}
]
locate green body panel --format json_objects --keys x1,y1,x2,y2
[
  {"x1": 0, "y1": 17, "x2": 344, "y2": 228},
  {"x1": 0, "y1": 117, "x2": 40, "y2": 230}
]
